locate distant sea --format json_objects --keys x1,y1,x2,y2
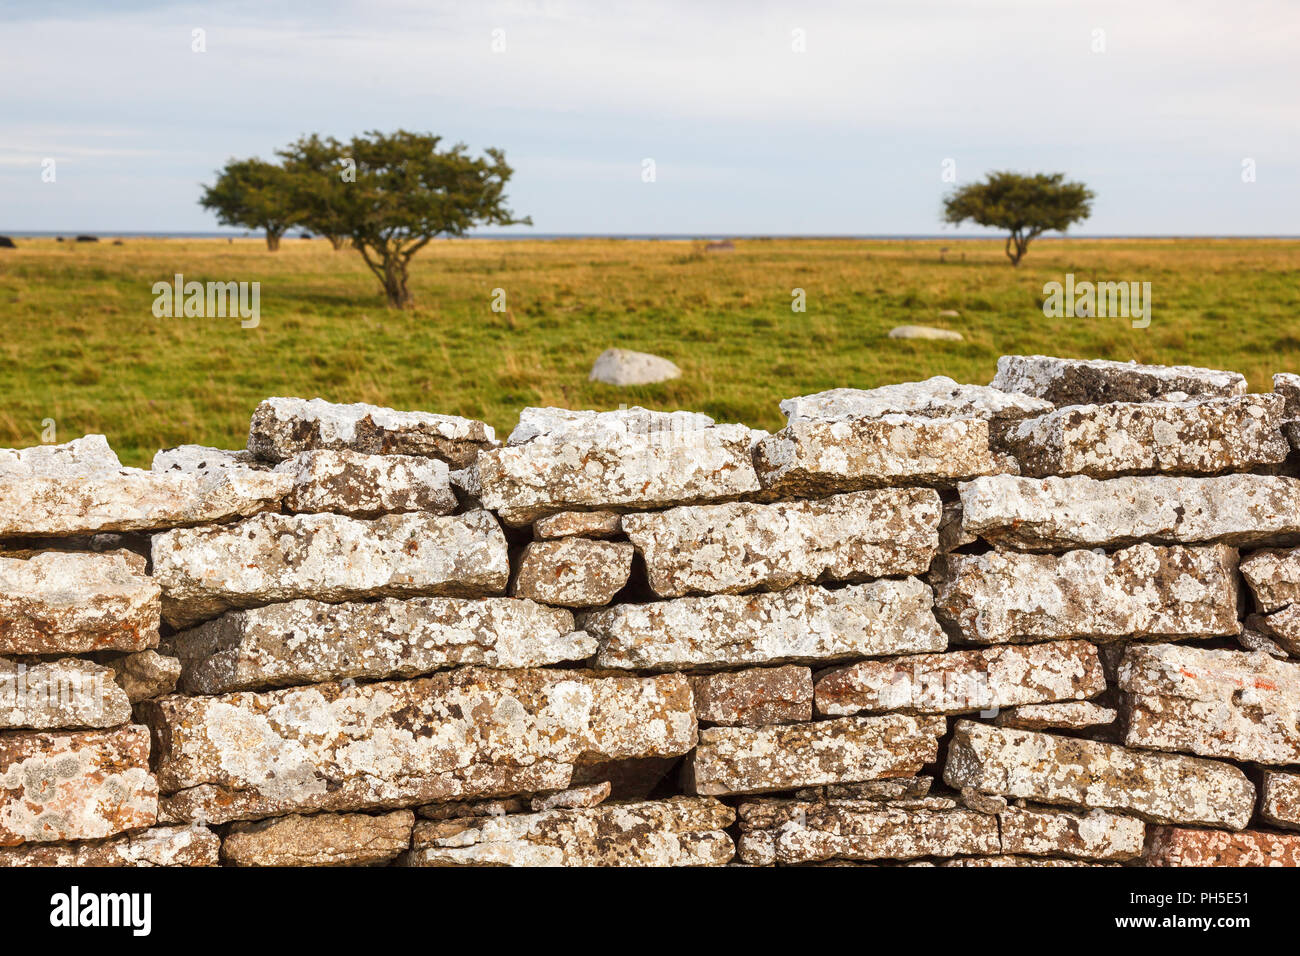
[{"x1": 6, "y1": 231, "x2": 1298, "y2": 240}]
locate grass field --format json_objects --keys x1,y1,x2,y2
[{"x1": 2, "y1": 236, "x2": 1298, "y2": 466}]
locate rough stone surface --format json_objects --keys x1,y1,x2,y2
[
  {"x1": 814, "y1": 640, "x2": 1106, "y2": 717},
  {"x1": 151, "y1": 510, "x2": 509, "y2": 628},
  {"x1": 779, "y1": 377, "x2": 1052, "y2": 427},
  {"x1": 531, "y1": 781, "x2": 611, "y2": 812},
  {"x1": 960, "y1": 473, "x2": 1300, "y2": 551},
  {"x1": 276, "y1": 450, "x2": 457, "y2": 517},
  {"x1": 143, "y1": 668, "x2": 696, "y2": 824},
  {"x1": 990, "y1": 355, "x2": 1246, "y2": 406},
  {"x1": 152, "y1": 445, "x2": 270, "y2": 474},
  {"x1": 887, "y1": 325, "x2": 963, "y2": 341},
  {"x1": 1260, "y1": 771, "x2": 1300, "y2": 831},
  {"x1": 1240, "y1": 547, "x2": 1300, "y2": 611},
  {"x1": 998, "y1": 806, "x2": 1145, "y2": 861},
  {"x1": 995, "y1": 700, "x2": 1117, "y2": 731},
  {"x1": 1238, "y1": 618, "x2": 1298, "y2": 657},
  {"x1": 0, "y1": 657, "x2": 132, "y2": 729},
  {"x1": 0, "y1": 824, "x2": 218, "y2": 867},
  {"x1": 1119, "y1": 643, "x2": 1300, "y2": 764},
  {"x1": 943, "y1": 720, "x2": 1254, "y2": 829},
  {"x1": 0, "y1": 725, "x2": 158, "y2": 845},
  {"x1": 1003, "y1": 395, "x2": 1288, "y2": 478},
  {"x1": 404, "y1": 797, "x2": 734, "y2": 867},
  {"x1": 1143, "y1": 827, "x2": 1300, "y2": 867},
  {"x1": 511, "y1": 539, "x2": 634, "y2": 607},
  {"x1": 588, "y1": 348, "x2": 681, "y2": 386},
  {"x1": 221, "y1": 810, "x2": 415, "y2": 866},
  {"x1": 685, "y1": 714, "x2": 946, "y2": 796},
  {"x1": 507, "y1": 406, "x2": 721, "y2": 446},
  {"x1": 478, "y1": 409, "x2": 760, "y2": 525},
  {"x1": 692, "y1": 666, "x2": 813, "y2": 727},
  {"x1": 105, "y1": 650, "x2": 181, "y2": 701},
  {"x1": 753, "y1": 415, "x2": 999, "y2": 497},
  {"x1": 247, "y1": 397, "x2": 496, "y2": 468},
  {"x1": 933, "y1": 544, "x2": 1240, "y2": 644},
  {"x1": 621, "y1": 488, "x2": 940, "y2": 597},
  {"x1": 0, "y1": 550, "x2": 160, "y2": 654},
  {"x1": 736, "y1": 800, "x2": 999, "y2": 864},
  {"x1": 168, "y1": 596, "x2": 591, "y2": 694},
  {"x1": 1, "y1": 437, "x2": 291, "y2": 537},
  {"x1": 533, "y1": 510, "x2": 624, "y2": 539},
  {"x1": 1273, "y1": 372, "x2": 1300, "y2": 446},
  {"x1": 1, "y1": 434, "x2": 122, "y2": 476},
  {"x1": 585, "y1": 580, "x2": 946, "y2": 671}
]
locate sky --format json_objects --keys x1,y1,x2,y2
[{"x1": 1, "y1": 0, "x2": 1297, "y2": 235}]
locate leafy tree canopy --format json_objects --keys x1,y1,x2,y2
[{"x1": 943, "y1": 171, "x2": 1094, "y2": 265}]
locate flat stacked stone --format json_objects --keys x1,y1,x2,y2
[
  {"x1": 0, "y1": 658, "x2": 131, "y2": 729},
  {"x1": 1143, "y1": 827, "x2": 1300, "y2": 866},
  {"x1": 990, "y1": 355, "x2": 1246, "y2": 405},
  {"x1": 0, "y1": 549, "x2": 160, "y2": 654},
  {"x1": 1119, "y1": 643, "x2": 1300, "y2": 764},
  {"x1": 0, "y1": 725, "x2": 158, "y2": 845},
  {"x1": 510, "y1": 539, "x2": 634, "y2": 607},
  {"x1": 933, "y1": 544, "x2": 1239, "y2": 643},
  {"x1": 477, "y1": 407, "x2": 761, "y2": 526},
  {"x1": 221, "y1": 811, "x2": 415, "y2": 866},
  {"x1": 247, "y1": 397, "x2": 496, "y2": 468},
  {"x1": 685, "y1": 714, "x2": 946, "y2": 796},
  {"x1": 692, "y1": 666, "x2": 813, "y2": 727},
  {"x1": 151, "y1": 510, "x2": 509, "y2": 627},
  {"x1": 621, "y1": 488, "x2": 940, "y2": 597},
  {"x1": 276, "y1": 450, "x2": 457, "y2": 517},
  {"x1": 736, "y1": 800, "x2": 999, "y2": 865},
  {"x1": 943, "y1": 720, "x2": 1254, "y2": 828},
  {"x1": 994, "y1": 701, "x2": 1117, "y2": 731},
  {"x1": 584, "y1": 580, "x2": 945, "y2": 671},
  {"x1": 1, "y1": 435, "x2": 291, "y2": 537},
  {"x1": 0, "y1": 824, "x2": 218, "y2": 866},
  {"x1": 753, "y1": 415, "x2": 999, "y2": 497},
  {"x1": 403, "y1": 798, "x2": 734, "y2": 866},
  {"x1": 780, "y1": 376, "x2": 1053, "y2": 428},
  {"x1": 998, "y1": 806, "x2": 1145, "y2": 862},
  {"x1": 143, "y1": 668, "x2": 696, "y2": 824},
  {"x1": 533, "y1": 511, "x2": 623, "y2": 539},
  {"x1": 1002, "y1": 395, "x2": 1288, "y2": 478},
  {"x1": 813, "y1": 640, "x2": 1106, "y2": 717},
  {"x1": 1260, "y1": 771, "x2": 1300, "y2": 830},
  {"x1": 1272, "y1": 372, "x2": 1300, "y2": 446},
  {"x1": 167, "y1": 596, "x2": 593, "y2": 694},
  {"x1": 960, "y1": 474, "x2": 1300, "y2": 551}
]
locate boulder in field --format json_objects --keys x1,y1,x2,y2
[
  {"x1": 588, "y1": 348, "x2": 682, "y2": 386},
  {"x1": 888, "y1": 325, "x2": 963, "y2": 341}
]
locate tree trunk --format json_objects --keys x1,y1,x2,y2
[
  {"x1": 265, "y1": 229, "x2": 282, "y2": 252},
  {"x1": 381, "y1": 257, "x2": 412, "y2": 308},
  {"x1": 327, "y1": 235, "x2": 347, "y2": 251}
]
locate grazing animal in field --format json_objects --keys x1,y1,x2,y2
[{"x1": 0, "y1": 236, "x2": 15, "y2": 248}]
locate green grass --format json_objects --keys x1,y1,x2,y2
[{"x1": 1, "y1": 236, "x2": 1298, "y2": 466}]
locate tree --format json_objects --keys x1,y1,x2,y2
[
  {"x1": 294, "y1": 130, "x2": 530, "y2": 307},
  {"x1": 278, "y1": 134, "x2": 351, "y2": 250},
  {"x1": 943, "y1": 171, "x2": 1094, "y2": 265},
  {"x1": 199, "y1": 158, "x2": 297, "y2": 250}
]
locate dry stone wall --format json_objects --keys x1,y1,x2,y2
[{"x1": 5, "y1": 353, "x2": 1300, "y2": 866}]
